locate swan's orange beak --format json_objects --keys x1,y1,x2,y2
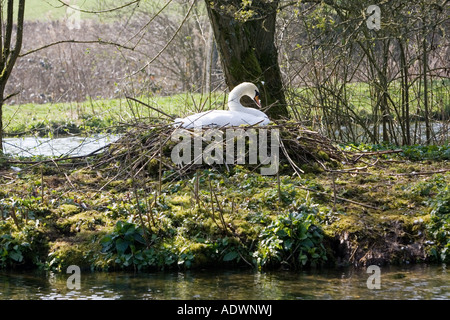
[{"x1": 254, "y1": 94, "x2": 261, "y2": 107}]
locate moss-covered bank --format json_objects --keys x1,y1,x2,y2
[{"x1": 0, "y1": 144, "x2": 449, "y2": 272}]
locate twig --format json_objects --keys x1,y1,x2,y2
[
  {"x1": 297, "y1": 185, "x2": 380, "y2": 210},
  {"x1": 349, "y1": 245, "x2": 359, "y2": 262},
  {"x1": 350, "y1": 149, "x2": 403, "y2": 162},
  {"x1": 326, "y1": 159, "x2": 379, "y2": 175},
  {"x1": 332, "y1": 173, "x2": 337, "y2": 212},
  {"x1": 277, "y1": 169, "x2": 281, "y2": 204},
  {"x1": 194, "y1": 169, "x2": 200, "y2": 206},
  {"x1": 207, "y1": 176, "x2": 226, "y2": 232},
  {"x1": 20, "y1": 39, "x2": 136, "y2": 57},
  {"x1": 133, "y1": 183, "x2": 151, "y2": 249},
  {"x1": 145, "y1": 190, "x2": 157, "y2": 228},
  {"x1": 389, "y1": 169, "x2": 450, "y2": 176},
  {"x1": 212, "y1": 185, "x2": 228, "y2": 233},
  {"x1": 126, "y1": 96, "x2": 175, "y2": 120},
  {"x1": 158, "y1": 135, "x2": 163, "y2": 196},
  {"x1": 128, "y1": 134, "x2": 151, "y2": 248},
  {"x1": 41, "y1": 166, "x2": 45, "y2": 203},
  {"x1": 279, "y1": 136, "x2": 305, "y2": 175},
  {"x1": 10, "y1": 205, "x2": 22, "y2": 231},
  {"x1": 126, "y1": 0, "x2": 196, "y2": 78},
  {"x1": 55, "y1": 0, "x2": 140, "y2": 14}
]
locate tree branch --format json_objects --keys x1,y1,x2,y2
[
  {"x1": 55, "y1": 0, "x2": 141, "y2": 14},
  {"x1": 125, "y1": 0, "x2": 196, "y2": 78},
  {"x1": 19, "y1": 39, "x2": 136, "y2": 57}
]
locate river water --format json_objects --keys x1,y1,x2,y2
[
  {"x1": 0, "y1": 264, "x2": 448, "y2": 300},
  {"x1": 2, "y1": 135, "x2": 120, "y2": 157}
]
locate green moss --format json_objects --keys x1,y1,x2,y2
[
  {"x1": 169, "y1": 195, "x2": 192, "y2": 208},
  {"x1": 57, "y1": 210, "x2": 107, "y2": 233},
  {"x1": 146, "y1": 158, "x2": 160, "y2": 173},
  {"x1": 324, "y1": 213, "x2": 366, "y2": 236},
  {"x1": 317, "y1": 150, "x2": 330, "y2": 161},
  {"x1": 69, "y1": 169, "x2": 100, "y2": 185},
  {"x1": 229, "y1": 48, "x2": 262, "y2": 81},
  {"x1": 180, "y1": 242, "x2": 212, "y2": 268},
  {"x1": 48, "y1": 241, "x2": 92, "y2": 271},
  {"x1": 56, "y1": 204, "x2": 81, "y2": 217}
]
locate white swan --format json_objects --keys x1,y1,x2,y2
[{"x1": 174, "y1": 82, "x2": 270, "y2": 128}]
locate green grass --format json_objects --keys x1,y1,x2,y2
[
  {"x1": 5, "y1": 0, "x2": 96, "y2": 21},
  {"x1": 24, "y1": 0, "x2": 144, "y2": 21},
  {"x1": 290, "y1": 79, "x2": 450, "y2": 119},
  {"x1": 3, "y1": 92, "x2": 227, "y2": 136},
  {"x1": 5, "y1": 0, "x2": 187, "y2": 22}
]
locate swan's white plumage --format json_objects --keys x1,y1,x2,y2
[{"x1": 174, "y1": 82, "x2": 270, "y2": 128}]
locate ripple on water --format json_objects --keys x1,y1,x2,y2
[{"x1": 0, "y1": 265, "x2": 448, "y2": 300}]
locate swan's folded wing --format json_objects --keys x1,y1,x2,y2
[{"x1": 175, "y1": 110, "x2": 269, "y2": 128}]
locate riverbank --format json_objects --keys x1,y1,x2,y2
[{"x1": 0, "y1": 141, "x2": 449, "y2": 272}]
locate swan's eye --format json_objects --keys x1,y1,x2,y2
[{"x1": 255, "y1": 90, "x2": 260, "y2": 99}]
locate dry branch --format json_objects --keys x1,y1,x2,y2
[{"x1": 92, "y1": 120, "x2": 347, "y2": 182}]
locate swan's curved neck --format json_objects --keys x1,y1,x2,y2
[{"x1": 228, "y1": 86, "x2": 247, "y2": 112}]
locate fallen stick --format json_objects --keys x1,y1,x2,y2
[
  {"x1": 389, "y1": 169, "x2": 450, "y2": 176},
  {"x1": 297, "y1": 185, "x2": 380, "y2": 211},
  {"x1": 350, "y1": 149, "x2": 403, "y2": 162}
]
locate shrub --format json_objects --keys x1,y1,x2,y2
[
  {"x1": 100, "y1": 220, "x2": 177, "y2": 270},
  {"x1": 254, "y1": 202, "x2": 327, "y2": 269},
  {"x1": 427, "y1": 186, "x2": 450, "y2": 262},
  {"x1": 0, "y1": 221, "x2": 48, "y2": 269}
]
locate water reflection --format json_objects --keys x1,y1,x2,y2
[
  {"x1": 0, "y1": 264, "x2": 448, "y2": 300},
  {"x1": 3, "y1": 135, "x2": 120, "y2": 157}
]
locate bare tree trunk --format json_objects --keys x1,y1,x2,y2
[
  {"x1": 399, "y1": 39, "x2": 411, "y2": 145},
  {"x1": 0, "y1": 0, "x2": 26, "y2": 154},
  {"x1": 0, "y1": 88, "x2": 3, "y2": 154},
  {"x1": 380, "y1": 39, "x2": 391, "y2": 143},
  {"x1": 422, "y1": 3, "x2": 431, "y2": 144},
  {"x1": 205, "y1": 0, "x2": 288, "y2": 119}
]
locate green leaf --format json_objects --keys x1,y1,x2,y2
[
  {"x1": 302, "y1": 238, "x2": 314, "y2": 249},
  {"x1": 223, "y1": 251, "x2": 239, "y2": 262},
  {"x1": 133, "y1": 232, "x2": 146, "y2": 244},
  {"x1": 299, "y1": 254, "x2": 308, "y2": 265},
  {"x1": 284, "y1": 239, "x2": 293, "y2": 250},
  {"x1": 9, "y1": 250, "x2": 23, "y2": 262},
  {"x1": 100, "y1": 235, "x2": 112, "y2": 244},
  {"x1": 124, "y1": 253, "x2": 133, "y2": 261},
  {"x1": 115, "y1": 238, "x2": 130, "y2": 254}
]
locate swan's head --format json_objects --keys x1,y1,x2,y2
[{"x1": 229, "y1": 82, "x2": 261, "y2": 109}]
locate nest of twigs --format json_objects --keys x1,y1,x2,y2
[{"x1": 92, "y1": 120, "x2": 347, "y2": 182}]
